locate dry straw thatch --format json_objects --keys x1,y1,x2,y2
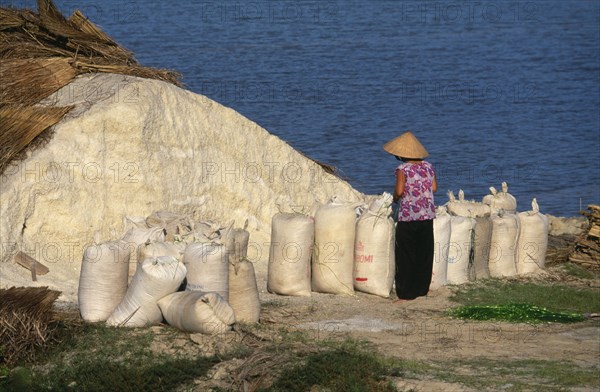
[
  {"x1": 0, "y1": 0, "x2": 182, "y2": 174},
  {"x1": 0, "y1": 286, "x2": 61, "y2": 366}
]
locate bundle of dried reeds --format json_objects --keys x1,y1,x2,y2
[
  {"x1": 0, "y1": 57, "x2": 78, "y2": 105},
  {"x1": 569, "y1": 205, "x2": 600, "y2": 271},
  {"x1": 0, "y1": 286, "x2": 61, "y2": 366},
  {"x1": 0, "y1": 105, "x2": 73, "y2": 174},
  {"x1": 0, "y1": 0, "x2": 182, "y2": 174},
  {"x1": 0, "y1": 0, "x2": 181, "y2": 83}
]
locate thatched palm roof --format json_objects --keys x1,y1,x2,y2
[{"x1": 0, "y1": 0, "x2": 181, "y2": 174}]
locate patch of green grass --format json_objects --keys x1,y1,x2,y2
[
  {"x1": 449, "y1": 279, "x2": 600, "y2": 314},
  {"x1": 262, "y1": 338, "x2": 397, "y2": 392},
  {"x1": 448, "y1": 303, "x2": 585, "y2": 323},
  {"x1": 561, "y1": 263, "x2": 597, "y2": 279},
  {"x1": 431, "y1": 358, "x2": 600, "y2": 391},
  {"x1": 0, "y1": 322, "x2": 217, "y2": 392}
]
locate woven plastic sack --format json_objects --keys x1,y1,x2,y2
[
  {"x1": 446, "y1": 190, "x2": 491, "y2": 218},
  {"x1": 517, "y1": 198, "x2": 548, "y2": 274},
  {"x1": 268, "y1": 213, "x2": 314, "y2": 296},
  {"x1": 158, "y1": 291, "x2": 235, "y2": 334},
  {"x1": 312, "y1": 200, "x2": 359, "y2": 295},
  {"x1": 482, "y1": 182, "x2": 517, "y2": 214},
  {"x1": 471, "y1": 216, "x2": 492, "y2": 280},
  {"x1": 183, "y1": 242, "x2": 229, "y2": 301},
  {"x1": 446, "y1": 215, "x2": 476, "y2": 285},
  {"x1": 78, "y1": 240, "x2": 130, "y2": 322},
  {"x1": 430, "y1": 206, "x2": 451, "y2": 290},
  {"x1": 137, "y1": 241, "x2": 186, "y2": 264},
  {"x1": 121, "y1": 217, "x2": 165, "y2": 277},
  {"x1": 146, "y1": 210, "x2": 194, "y2": 241},
  {"x1": 229, "y1": 259, "x2": 261, "y2": 323},
  {"x1": 489, "y1": 212, "x2": 520, "y2": 277},
  {"x1": 353, "y1": 193, "x2": 395, "y2": 297},
  {"x1": 106, "y1": 256, "x2": 186, "y2": 327},
  {"x1": 225, "y1": 227, "x2": 250, "y2": 264}
]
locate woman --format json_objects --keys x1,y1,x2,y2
[{"x1": 383, "y1": 131, "x2": 437, "y2": 301}]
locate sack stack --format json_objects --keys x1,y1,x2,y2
[{"x1": 78, "y1": 211, "x2": 261, "y2": 333}]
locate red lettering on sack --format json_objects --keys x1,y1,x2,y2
[
  {"x1": 355, "y1": 254, "x2": 373, "y2": 263},
  {"x1": 355, "y1": 277, "x2": 368, "y2": 282}
]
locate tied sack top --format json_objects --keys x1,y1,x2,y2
[{"x1": 395, "y1": 161, "x2": 436, "y2": 222}]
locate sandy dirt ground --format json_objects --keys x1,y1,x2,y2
[
  {"x1": 152, "y1": 262, "x2": 599, "y2": 392},
  {"x1": 6, "y1": 233, "x2": 599, "y2": 391}
]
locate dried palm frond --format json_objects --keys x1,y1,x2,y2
[
  {"x1": 0, "y1": 0, "x2": 182, "y2": 173},
  {"x1": 0, "y1": 286, "x2": 61, "y2": 365},
  {"x1": 0, "y1": 57, "x2": 78, "y2": 105},
  {"x1": 0, "y1": 105, "x2": 73, "y2": 173}
]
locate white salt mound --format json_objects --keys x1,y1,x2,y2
[{"x1": 0, "y1": 73, "x2": 363, "y2": 302}]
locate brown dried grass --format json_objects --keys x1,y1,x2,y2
[
  {"x1": 0, "y1": 0, "x2": 181, "y2": 174},
  {"x1": 0, "y1": 57, "x2": 78, "y2": 105},
  {"x1": 0, "y1": 105, "x2": 73, "y2": 174},
  {"x1": 0, "y1": 286, "x2": 61, "y2": 366}
]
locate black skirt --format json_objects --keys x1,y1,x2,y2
[{"x1": 394, "y1": 219, "x2": 434, "y2": 300}]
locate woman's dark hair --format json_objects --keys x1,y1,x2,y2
[{"x1": 395, "y1": 156, "x2": 423, "y2": 162}]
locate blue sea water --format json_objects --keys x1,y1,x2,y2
[{"x1": 6, "y1": 0, "x2": 599, "y2": 216}]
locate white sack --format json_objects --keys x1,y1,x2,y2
[
  {"x1": 225, "y1": 225, "x2": 259, "y2": 323},
  {"x1": 430, "y1": 206, "x2": 451, "y2": 290},
  {"x1": 489, "y1": 212, "x2": 520, "y2": 277},
  {"x1": 158, "y1": 291, "x2": 235, "y2": 334},
  {"x1": 312, "y1": 201, "x2": 358, "y2": 295},
  {"x1": 353, "y1": 193, "x2": 395, "y2": 298},
  {"x1": 268, "y1": 213, "x2": 314, "y2": 296},
  {"x1": 482, "y1": 182, "x2": 517, "y2": 214},
  {"x1": 225, "y1": 227, "x2": 250, "y2": 264},
  {"x1": 517, "y1": 198, "x2": 549, "y2": 274},
  {"x1": 472, "y1": 216, "x2": 492, "y2": 280},
  {"x1": 446, "y1": 215, "x2": 476, "y2": 285},
  {"x1": 137, "y1": 241, "x2": 186, "y2": 264},
  {"x1": 78, "y1": 240, "x2": 130, "y2": 322},
  {"x1": 146, "y1": 210, "x2": 194, "y2": 241},
  {"x1": 121, "y1": 224, "x2": 165, "y2": 263},
  {"x1": 446, "y1": 190, "x2": 491, "y2": 218},
  {"x1": 106, "y1": 256, "x2": 186, "y2": 327},
  {"x1": 229, "y1": 259, "x2": 261, "y2": 323},
  {"x1": 183, "y1": 242, "x2": 229, "y2": 300}
]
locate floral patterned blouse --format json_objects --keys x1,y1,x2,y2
[{"x1": 395, "y1": 161, "x2": 436, "y2": 222}]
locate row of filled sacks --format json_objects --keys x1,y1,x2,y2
[
  {"x1": 267, "y1": 193, "x2": 395, "y2": 298},
  {"x1": 78, "y1": 221, "x2": 260, "y2": 332},
  {"x1": 430, "y1": 193, "x2": 549, "y2": 289}
]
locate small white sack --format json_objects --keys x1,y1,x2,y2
[
  {"x1": 446, "y1": 190, "x2": 491, "y2": 218},
  {"x1": 472, "y1": 216, "x2": 493, "y2": 280},
  {"x1": 353, "y1": 193, "x2": 395, "y2": 298},
  {"x1": 137, "y1": 241, "x2": 186, "y2": 264},
  {"x1": 146, "y1": 210, "x2": 194, "y2": 241},
  {"x1": 121, "y1": 219, "x2": 165, "y2": 274},
  {"x1": 78, "y1": 240, "x2": 130, "y2": 322},
  {"x1": 229, "y1": 259, "x2": 261, "y2": 323},
  {"x1": 312, "y1": 201, "x2": 358, "y2": 295},
  {"x1": 225, "y1": 227, "x2": 250, "y2": 264},
  {"x1": 183, "y1": 242, "x2": 229, "y2": 301},
  {"x1": 482, "y1": 182, "x2": 517, "y2": 215},
  {"x1": 430, "y1": 206, "x2": 451, "y2": 290},
  {"x1": 268, "y1": 213, "x2": 314, "y2": 297},
  {"x1": 517, "y1": 198, "x2": 549, "y2": 274},
  {"x1": 489, "y1": 212, "x2": 520, "y2": 277},
  {"x1": 446, "y1": 215, "x2": 476, "y2": 285},
  {"x1": 158, "y1": 291, "x2": 235, "y2": 334},
  {"x1": 106, "y1": 256, "x2": 186, "y2": 327},
  {"x1": 225, "y1": 225, "x2": 260, "y2": 323}
]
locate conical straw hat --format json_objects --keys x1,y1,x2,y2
[{"x1": 383, "y1": 131, "x2": 429, "y2": 159}]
